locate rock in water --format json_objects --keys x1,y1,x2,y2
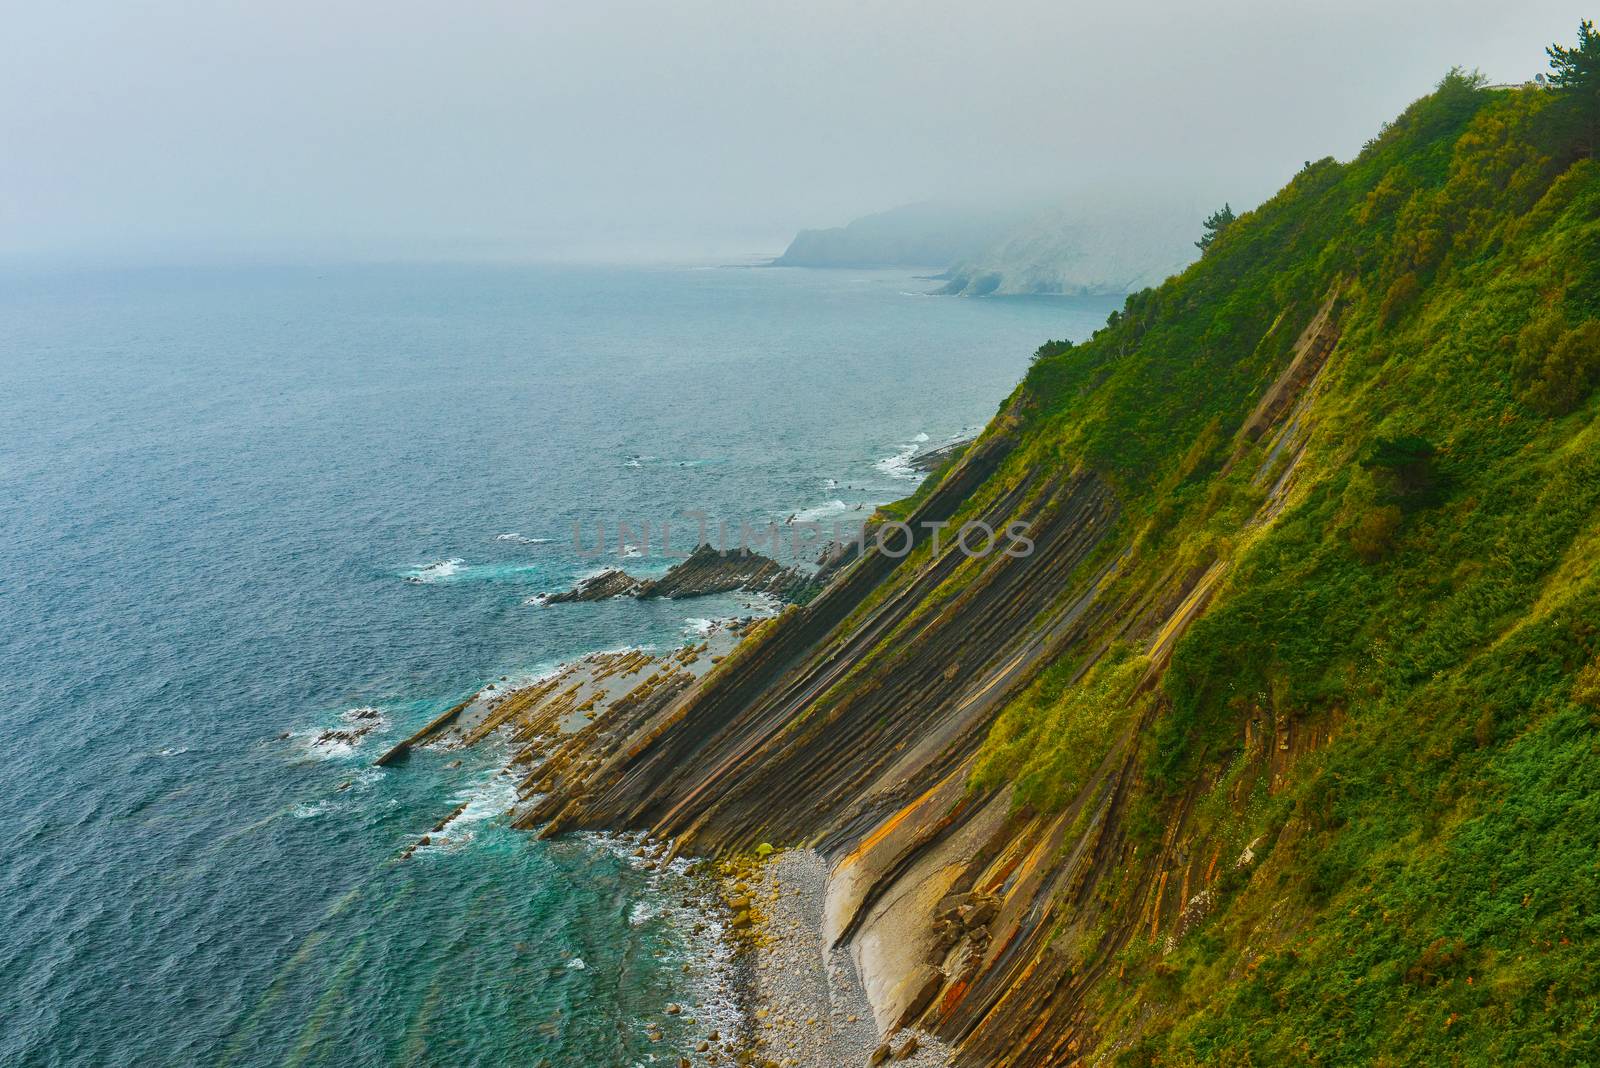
[
  {"x1": 635, "y1": 543, "x2": 810, "y2": 601},
  {"x1": 541, "y1": 543, "x2": 816, "y2": 604},
  {"x1": 542, "y1": 568, "x2": 643, "y2": 603}
]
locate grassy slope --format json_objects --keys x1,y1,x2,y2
[{"x1": 954, "y1": 74, "x2": 1600, "y2": 1063}]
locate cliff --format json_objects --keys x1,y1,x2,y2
[
  {"x1": 773, "y1": 196, "x2": 1200, "y2": 297},
  {"x1": 529, "y1": 68, "x2": 1600, "y2": 1065},
  {"x1": 771, "y1": 202, "x2": 1025, "y2": 268}
]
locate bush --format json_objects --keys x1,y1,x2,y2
[
  {"x1": 1515, "y1": 313, "x2": 1600, "y2": 415},
  {"x1": 1574, "y1": 657, "x2": 1600, "y2": 709},
  {"x1": 1348, "y1": 504, "x2": 1404, "y2": 562},
  {"x1": 1380, "y1": 271, "x2": 1421, "y2": 324}
]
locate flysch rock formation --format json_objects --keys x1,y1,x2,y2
[{"x1": 506, "y1": 285, "x2": 1346, "y2": 1066}]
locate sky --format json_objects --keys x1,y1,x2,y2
[{"x1": 0, "y1": 1, "x2": 1585, "y2": 263}]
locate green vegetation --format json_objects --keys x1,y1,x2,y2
[
  {"x1": 1515, "y1": 309, "x2": 1600, "y2": 414},
  {"x1": 973, "y1": 643, "x2": 1150, "y2": 811},
  {"x1": 958, "y1": 25, "x2": 1600, "y2": 1063}
]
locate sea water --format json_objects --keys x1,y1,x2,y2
[{"x1": 0, "y1": 261, "x2": 1117, "y2": 1066}]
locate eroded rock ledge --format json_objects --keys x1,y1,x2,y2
[{"x1": 544, "y1": 542, "x2": 821, "y2": 605}]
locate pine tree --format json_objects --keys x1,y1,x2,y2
[
  {"x1": 1194, "y1": 203, "x2": 1236, "y2": 254},
  {"x1": 1547, "y1": 20, "x2": 1600, "y2": 156}
]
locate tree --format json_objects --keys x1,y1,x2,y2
[
  {"x1": 1194, "y1": 203, "x2": 1237, "y2": 254},
  {"x1": 1547, "y1": 20, "x2": 1600, "y2": 156},
  {"x1": 1032, "y1": 338, "x2": 1074, "y2": 363}
]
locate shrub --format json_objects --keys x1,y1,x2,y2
[
  {"x1": 1348, "y1": 504, "x2": 1404, "y2": 562},
  {"x1": 1380, "y1": 271, "x2": 1421, "y2": 324},
  {"x1": 1405, "y1": 937, "x2": 1466, "y2": 986},
  {"x1": 1574, "y1": 657, "x2": 1600, "y2": 709},
  {"x1": 1515, "y1": 313, "x2": 1600, "y2": 415}
]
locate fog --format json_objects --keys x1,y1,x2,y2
[{"x1": 0, "y1": 0, "x2": 1582, "y2": 263}]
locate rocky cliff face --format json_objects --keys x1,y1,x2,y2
[{"x1": 530, "y1": 73, "x2": 1600, "y2": 1065}]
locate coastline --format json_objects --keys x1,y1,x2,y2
[{"x1": 382, "y1": 613, "x2": 950, "y2": 1065}]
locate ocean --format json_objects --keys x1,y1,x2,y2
[{"x1": 0, "y1": 261, "x2": 1118, "y2": 1066}]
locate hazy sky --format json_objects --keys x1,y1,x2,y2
[{"x1": 0, "y1": 1, "x2": 1583, "y2": 262}]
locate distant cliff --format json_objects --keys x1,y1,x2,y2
[
  {"x1": 774, "y1": 197, "x2": 1200, "y2": 295},
  {"x1": 770, "y1": 202, "x2": 1023, "y2": 268}
]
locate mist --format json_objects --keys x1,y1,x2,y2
[{"x1": 0, "y1": 0, "x2": 1582, "y2": 263}]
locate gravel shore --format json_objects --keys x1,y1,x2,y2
[{"x1": 740, "y1": 850, "x2": 949, "y2": 1068}]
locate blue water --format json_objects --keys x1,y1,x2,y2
[{"x1": 0, "y1": 262, "x2": 1117, "y2": 1067}]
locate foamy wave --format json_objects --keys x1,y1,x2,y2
[
  {"x1": 734, "y1": 590, "x2": 784, "y2": 617},
  {"x1": 414, "y1": 770, "x2": 520, "y2": 856},
  {"x1": 572, "y1": 827, "x2": 742, "y2": 1038},
  {"x1": 407, "y1": 559, "x2": 545, "y2": 586},
  {"x1": 792, "y1": 499, "x2": 849, "y2": 523},
  {"x1": 873, "y1": 443, "x2": 920, "y2": 480},
  {"x1": 452, "y1": 771, "x2": 518, "y2": 829},
  {"x1": 619, "y1": 543, "x2": 644, "y2": 559},
  {"x1": 404, "y1": 558, "x2": 463, "y2": 584},
  {"x1": 292, "y1": 707, "x2": 389, "y2": 761},
  {"x1": 683, "y1": 618, "x2": 715, "y2": 638},
  {"x1": 494, "y1": 533, "x2": 551, "y2": 545},
  {"x1": 307, "y1": 738, "x2": 354, "y2": 760}
]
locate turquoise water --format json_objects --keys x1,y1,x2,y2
[{"x1": 0, "y1": 262, "x2": 1118, "y2": 1066}]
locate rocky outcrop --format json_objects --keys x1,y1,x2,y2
[
  {"x1": 908, "y1": 437, "x2": 972, "y2": 474},
  {"x1": 636, "y1": 543, "x2": 815, "y2": 601},
  {"x1": 542, "y1": 567, "x2": 643, "y2": 603},
  {"x1": 541, "y1": 544, "x2": 818, "y2": 605}
]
